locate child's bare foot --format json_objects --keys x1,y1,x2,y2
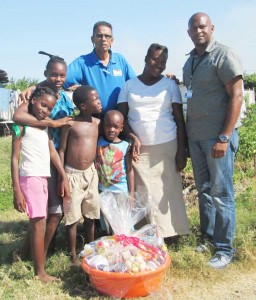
[
  {"x1": 12, "y1": 249, "x2": 30, "y2": 262},
  {"x1": 35, "y1": 274, "x2": 59, "y2": 284},
  {"x1": 12, "y1": 250, "x2": 21, "y2": 263},
  {"x1": 70, "y1": 253, "x2": 80, "y2": 267}
]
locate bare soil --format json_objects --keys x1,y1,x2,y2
[
  {"x1": 166, "y1": 173, "x2": 256, "y2": 300},
  {"x1": 167, "y1": 268, "x2": 256, "y2": 300}
]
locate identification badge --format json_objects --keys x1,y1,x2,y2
[
  {"x1": 185, "y1": 90, "x2": 193, "y2": 99},
  {"x1": 113, "y1": 69, "x2": 123, "y2": 76}
]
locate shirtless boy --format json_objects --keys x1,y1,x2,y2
[{"x1": 59, "y1": 85, "x2": 102, "y2": 264}]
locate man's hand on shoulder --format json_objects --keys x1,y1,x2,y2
[
  {"x1": 166, "y1": 73, "x2": 180, "y2": 85},
  {"x1": 18, "y1": 85, "x2": 36, "y2": 105}
]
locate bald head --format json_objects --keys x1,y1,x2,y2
[
  {"x1": 103, "y1": 110, "x2": 124, "y2": 141},
  {"x1": 187, "y1": 12, "x2": 214, "y2": 53},
  {"x1": 105, "y1": 110, "x2": 124, "y2": 124},
  {"x1": 188, "y1": 12, "x2": 212, "y2": 28}
]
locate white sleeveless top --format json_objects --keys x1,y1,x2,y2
[{"x1": 19, "y1": 126, "x2": 51, "y2": 177}]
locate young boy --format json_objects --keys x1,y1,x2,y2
[
  {"x1": 11, "y1": 87, "x2": 70, "y2": 283},
  {"x1": 95, "y1": 110, "x2": 135, "y2": 233},
  {"x1": 59, "y1": 85, "x2": 102, "y2": 265}
]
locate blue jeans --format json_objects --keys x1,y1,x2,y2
[{"x1": 188, "y1": 130, "x2": 239, "y2": 257}]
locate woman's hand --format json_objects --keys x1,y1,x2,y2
[
  {"x1": 117, "y1": 102, "x2": 140, "y2": 162},
  {"x1": 132, "y1": 137, "x2": 141, "y2": 162},
  {"x1": 175, "y1": 148, "x2": 188, "y2": 172}
]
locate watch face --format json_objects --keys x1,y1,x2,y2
[{"x1": 219, "y1": 135, "x2": 229, "y2": 143}]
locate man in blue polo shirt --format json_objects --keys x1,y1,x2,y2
[
  {"x1": 64, "y1": 21, "x2": 136, "y2": 115},
  {"x1": 19, "y1": 21, "x2": 135, "y2": 115}
]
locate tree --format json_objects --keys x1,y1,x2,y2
[
  {"x1": 244, "y1": 73, "x2": 256, "y2": 90},
  {"x1": 237, "y1": 103, "x2": 256, "y2": 165},
  {"x1": 3, "y1": 77, "x2": 38, "y2": 91}
]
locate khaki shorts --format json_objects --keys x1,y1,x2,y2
[{"x1": 64, "y1": 164, "x2": 100, "y2": 226}]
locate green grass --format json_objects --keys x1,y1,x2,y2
[
  {"x1": 0, "y1": 136, "x2": 13, "y2": 211},
  {"x1": 0, "y1": 136, "x2": 256, "y2": 299}
]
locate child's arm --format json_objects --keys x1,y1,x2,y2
[
  {"x1": 126, "y1": 151, "x2": 135, "y2": 207},
  {"x1": 13, "y1": 102, "x2": 73, "y2": 128},
  {"x1": 11, "y1": 129, "x2": 26, "y2": 212},
  {"x1": 58, "y1": 124, "x2": 71, "y2": 166},
  {"x1": 48, "y1": 137, "x2": 70, "y2": 202}
]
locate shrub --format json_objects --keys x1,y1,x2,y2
[
  {"x1": 244, "y1": 73, "x2": 256, "y2": 90},
  {"x1": 3, "y1": 77, "x2": 38, "y2": 91},
  {"x1": 237, "y1": 104, "x2": 256, "y2": 164}
]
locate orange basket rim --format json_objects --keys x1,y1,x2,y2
[{"x1": 81, "y1": 252, "x2": 171, "y2": 278}]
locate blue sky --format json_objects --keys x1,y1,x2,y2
[{"x1": 1, "y1": 0, "x2": 255, "y2": 82}]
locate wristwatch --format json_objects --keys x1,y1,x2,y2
[{"x1": 218, "y1": 134, "x2": 230, "y2": 143}]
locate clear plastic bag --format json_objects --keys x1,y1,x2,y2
[
  {"x1": 99, "y1": 190, "x2": 149, "y2": 235},
  {"x1": 80, "y1": 191, "x2": 171, "y2": 298}
]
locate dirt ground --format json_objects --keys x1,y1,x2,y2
[
  {"x1": 167, "y1": 269, "x2": 256, "y2": 300},
  {"x1": 156, "y1": 173, "x2": 256, "y2": 300}
]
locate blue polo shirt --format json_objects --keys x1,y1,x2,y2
[{"x1": 64, "y1": 50, "x2": 136, "y2": 114}]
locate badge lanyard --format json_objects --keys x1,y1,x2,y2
[{"x1": 188, "y1": 52, "x2": 208, "y2": 90}]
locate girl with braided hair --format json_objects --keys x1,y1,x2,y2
[
  {"x1": 13, "y1": 52, "x2": 74, "y2": 259},
  {"x1": 12, "y1": 87, "x2": 70, "y2": 283}
]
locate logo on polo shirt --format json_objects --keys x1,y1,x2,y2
[{"x1": 113, "y1": 69, "x2": 123, "y2": 76}]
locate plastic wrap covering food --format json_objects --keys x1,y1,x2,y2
[
  {"x1": 80, "y1": 191, "x2": 171, "y2": 298},
  {"x1": 99, "y1": 190, "x2": 149, "y2": 235}
]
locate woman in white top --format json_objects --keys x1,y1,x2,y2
[{"x1": 117, "y1": 43, "x2": 189, "y2": 241}]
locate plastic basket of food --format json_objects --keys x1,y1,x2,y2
[
  {"x1": 80, "y1": 227, "x2": 171, "y2": 298},
  {"x1": 81, "y1": 251, "x2": 171, "y2": 298},
  {"x1": 80, "y1": 191, "x2": 171, "y2": 298}
]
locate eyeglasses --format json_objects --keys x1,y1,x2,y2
[{"x1": 95, "y1": 34, "x2": 113, "y2": 40}]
